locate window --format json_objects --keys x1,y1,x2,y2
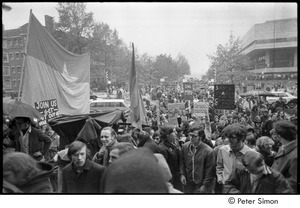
[
  {"x1": 17, "y1": 66, "x2": 21, "y2": 73},
  {"x1": 3, "y1": 40, "x2": 7, "y2": 48},
  {"x1": 10, "y1": 53, "x2": 14, "y2": 60},
  {"x1": 3, "y1": 79, "x2": 11, "y2": 89},
  {"x1": 3, "y1": 66, "x2": 10, "y2": 76},
  {"x1": 15, "y1": 52, "x2": 20, "y2": 59},
  {"x1": 3, "y1": 53, "x2": 9, "y2": 62},
  {"x1": 12, "y1": 79, "x2": 17, "y2": 88},
  {"x1": 11, "y1": 66, "x2": 15, "y2": 74},
  {"x1": 8, "y1": 40, "x2": 12, "y2": 47}
]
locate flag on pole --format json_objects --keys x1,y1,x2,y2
[
  {"x1": 129, "y1": 43, "x2": 146, "y2": 129},
  {"x1": 20, "y1": 12, "x2": 90, "y2": 115}
]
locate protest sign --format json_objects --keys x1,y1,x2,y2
[
  {"x1": 214, "y1": 84, "x2": 235, "y2": 110},
  {"x1": 167, "y1": 103, "x2": 186, "y2": 125},
  {"x1": 34, "y1": 99, "x2": 59, "y2": 126},
  {"x1": 183, "y1": 82, "x2": 193, "y2": 101},
  {"x1": 193, "y1": 102, "x2": 209, "y2": 117}
]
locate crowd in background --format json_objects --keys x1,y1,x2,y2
[{"x1": 2, "y1": 82, "x2": 298, "y2": 194}]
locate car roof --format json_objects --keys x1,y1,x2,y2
[{"x1": 90, "y1": 98, "x2": 125, "y2": 103}]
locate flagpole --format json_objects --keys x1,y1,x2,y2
[{"x1": 18, "y1": 9, "x2": 32, "y2": 100}]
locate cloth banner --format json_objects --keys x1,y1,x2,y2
[{"x1": 21, "y1": 12, "x2": 90, "y2": 115}]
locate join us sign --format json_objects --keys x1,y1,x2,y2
[{"x1": 34, "y1": 99, "x2": 59, "y2": 126}]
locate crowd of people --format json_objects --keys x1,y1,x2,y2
[{"x1": 2, "y1": 83, "x2": 298, "y2": 194}]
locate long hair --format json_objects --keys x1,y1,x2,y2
[{"x1": 3, "y1": 152, "x2": 41, "y2": 186}]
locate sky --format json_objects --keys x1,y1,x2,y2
[{"x1": 2, "y1": 2, "x2": 297, "y2": 77}]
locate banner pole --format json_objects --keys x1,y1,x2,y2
[{"x1": 18, "y1": 9, "x2": 32, "y2": 100}]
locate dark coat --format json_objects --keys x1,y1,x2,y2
[
  {"x1": 224, "y1": 165, "x2": 292, "y2": 194},
  {"x1": 271, "y1": 140, "x2": 297, "y2": 193},
  {"x1": 138, "y1": 136, "x2": 161, "y2": 154},
  {"x1": 62, "y1": 159, "x2": 105, "y2": 193},
  {"x1": 15, "y1": 127, "x2": 51, "y2": 158}
]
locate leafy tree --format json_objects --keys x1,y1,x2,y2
[
  {"x1": 207, "y1": 32, "x2": 252, "y2": 84},
  {"x1": 54, "y1": 3, "x2": 94, "y2": 54}
]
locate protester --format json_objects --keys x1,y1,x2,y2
[
  {"x1": 224, "y1": 151, "x2": 292, "y2": 193},
  {"x1": 3, "y1": 152, "x2": 55, "y2": 193},
  {"x1": 159, "y1": 124, "x2": 182, "y2": 192},
  {"x1": 136, "y1": 131, "x2": 161, "y2": 153},
  {"x1": 216, "y1": 123, "x2": 254, "y2": 193},
  {"x1": 108, "y1": 142, "x2": 135, "y2": 165},
  {"x1": 180, "y1": 126, "x2": 215, "y2": 193},
  {"x1": 14, "y1": 117, "x2": 51, "y2": 161},
  {"x1": 62, "y1": 141, "x2": 105, "y2": 193},
  {"x1": 256, "y1": 136, "x2": 277, "y2": 166},
  {"x1": 92, "y1": 126, "x2": 118, "y2": 167},
  {"x1": 271, "y1": 120, "x2": 297, "y2": 193}
]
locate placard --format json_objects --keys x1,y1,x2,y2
[
  {"x1": 214, "y1": 84, "x2": 235, "y2": 110},
  {"x1": 34, "y1": 99, "x2": 59, "y2": 126},
  {"x1": 193, "y1": 102, "x2": 208, "y2": 117},
  {"x1": 167, "y1": 103, "x2": 186, "y2": 125},
  {"x1": 183, "y1": 82, "x2": 193, "y2": 101}
]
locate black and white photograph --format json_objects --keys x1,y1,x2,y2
[{"x1": 2, "y1": 2, "x2": 298, "y2": 206}]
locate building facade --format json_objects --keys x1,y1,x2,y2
[{"x1": 241, "y1": 18, "x2": 297, "y2": 88}]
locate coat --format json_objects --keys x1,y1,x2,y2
[
  {"x1": 180, "y1": 141, "x2": 215, "y2": 187},
  {"x1": 15, "y1": 126, "x2": 51, "y2": 158},
  {"x1": 137, "y1": 136, "x2": 161, "y2": 153},
  {"x1": 271, "y1": 140, "x2": 298, "y2": 193},
  {"x1": 62, "y1": 159, "x2": 105, "y2": 193},
  {"x1": 224, "y1": 165, "x2": 292, "y2": 194}
]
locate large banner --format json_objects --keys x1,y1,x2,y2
[
  {"x1": 183, "y1": 82, "x2": 193, "y2": 101},
  {"x1": 214, "y1": 84, "x2": 235, "y2": 110},
  {"x1": 21, "y1": 12, "x2": 90, "y2": 115}
]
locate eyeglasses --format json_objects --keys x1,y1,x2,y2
[{"x1": 189, "y1": 134, "x2": 198, "y2": 138}]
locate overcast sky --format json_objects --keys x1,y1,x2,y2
[{"x1": 2, "y1": 2, "x2": 297, "y2": 76}]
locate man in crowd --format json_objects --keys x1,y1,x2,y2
[
  {"x1": 271, "y1": 120, "x2": 298, "y2": 193},
  {"x1": 216, "y1": 123, "x2": 254, "y2": 193},
  {"x1": 180, "y1": 126, "x2": 215, "y2": 193},
  {"x1": 224, "y1": 151, "x2": 292, "y2": 193},
  {"x1": 92, "y1": 127, "x2": 119, "y2": 167},
  {"x1": 62, "y1": 140, "x2": 105, "y2": 193},
  {"x1": 14, "y1": 116, "x2": 51, "y2": 161}
]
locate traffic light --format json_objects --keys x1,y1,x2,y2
[{"x1": 106, "y1": 70, "x2": 110, "y2": 81}]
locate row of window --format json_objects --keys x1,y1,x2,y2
[
  {"x1": 3, "y1": 52, "x2": 24, "y2": 62},
  {"x1": 3, "y1": 79, "x2": 20, "y2": 89},
  {"x1": 3, "y1": 66, "x2": 22, "y2": 76},
  {"x1": 3, "y1": 37, "x2": 26, "y2": 48}
]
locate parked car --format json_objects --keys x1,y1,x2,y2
[
  {"x1": 90, "y1": 98, "x2": 129, "y2": 113},
  {"x1": 266, "y1": 92, "x2": 297, "y2": 108}
]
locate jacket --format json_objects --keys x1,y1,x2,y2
[
  {"x1": 137, "y1": 136, "x2": 161, "y2": 153},
  {"x1": 271, "y1": 140, "x2": 297, "y2": 193},
  {"x1": 224, "y1": 165, "x2": 292, "y2": 194},
  {"x1": 15, "y1": 126, "x2": 51, "y2": 158},
  {"x1": 62, "y1": 159, "x2": 105, "y2": 193},
  {"x1": 159, "y1": 141, "x2": 181, "y2": 178},
  {"x1": 92, "y1": 139, "x2": 118, "y2": 167},
  {"x1": 180, "y1": 141, "x2": 215, "y2": 187}
]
